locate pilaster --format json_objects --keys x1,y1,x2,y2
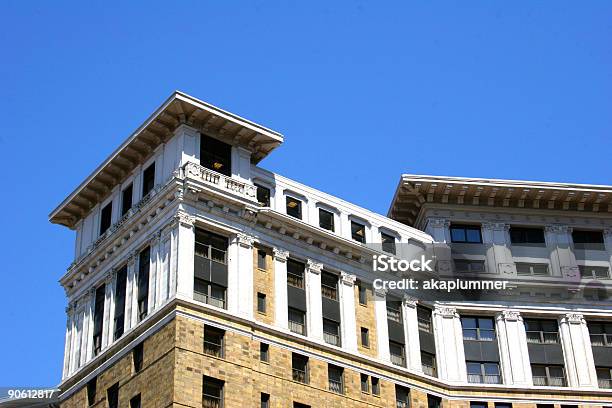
[
  {"x1": 482, "y1": 222, "x2": 513, "y2": 275},
  {"x1": 236, "y1": 233, "x2": 255, "y2": 318},
  {"x1": 374, "y1": 287, "x2": 390, "y2": 362},
  {"x1": 339, "y1": 272, "x2": 358, "y2": 353},
  {"x1": 495, "y1": 310, "x2": 532, "y2": 386},
  {"x1": 125, "y1": 251, "x2": 138, "y2": 332},
  {"x1": 402, "y1": 296, "x2": 422, "y2": 372},
  {"x1": 102, "y1": 270, "x2": 116, "y2": 349},
  {"x1": 545, "y1": 225, "x2": 579, "y2": 279},
  {"x1": 305, "y1": 259, "x2": 323, "y2": 341},
  {"x1": 175, "y1": 210, "x2": 196, "y2": 300},
  {"x1": 273, "y1": 248, "x2": 289, "y2": 330},
  {"x1": 559, "y1": 313, "x2": 598, "y2": 388},
  {"x1": 62, "y1": 304, "x2": 74, "y2": 379},
  {"x1": 432, "y1": 305, "x2": 467, "y2": 383}
]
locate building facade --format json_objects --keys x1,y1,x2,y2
[{"x1": 50, "y1": 92, "x2": 612, "y2": 408}]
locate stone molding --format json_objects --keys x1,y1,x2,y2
[
  {"x1": 498, "y1": 310, "x2": 522, "y2": 322},
  {"x1": 426, "y1": 217, "x2": 450, "y2": 229},
  {"x1": 340, "y1": 271, "x2": 356, "y2": 286},
  {"x1": 402, "y1": 295, "x2": 418, "y2": 308},
  {"x1": 272, "y1": 248, "x2": 288, "y2": 262},
  {"x1": 434, "y1": 306, "x2": 458, "y2": 318},
  {"x1": 306, "y1": 259, "x2": 323, "y2": 274}
]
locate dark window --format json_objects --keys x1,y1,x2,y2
[
  {"x1": 257, "y1": 293, "x2": 267, "y2": 314},
  {"x1": 470, "y1": 403, "x2": 487, "y2": 408},
  {"x1": 107, "y1": 383, "x2": 119, "y2": 408},
  {"x1": 259, "y1": 343, "x2": 269, "y2": 363},
  {"x1": 387, "y1": 300, "x2": 402, "y2": 323},
  {"x1": 371, "y1": 376, "x2": 380, "y2": 396},
  {"x1": 202, "y1": 376, "x2": 224, "y2": 408},
  {"x1": 510, "y1": 227, "x2": 545, "y2": 245},
  {"x1": 525, "y1": 319, "x2": 559, "y2": 344},
  {"x1": 573, "y1": 230, "x2": 605, "y2": 250},
  {"x1": 516, "y1": 262, "x2": 549, "y2": 276},
  {"x1": 86, "y1": 377, "x2": 96, "y2": 406},
  {"x1": 255, "y1": 184, "x2": 271, "y2": 207},
  {"x1": 536, "y1": 405, "x2": 554, "y2": 408},
  {"x1": 597, "y1": 367, "x2": 612, "y2": 389},
  {"x1": 381, "y1": 232, "x2": 396, "y2": 254},
  {"x1": 579, "y1": 265, "x2": 610, "y2": 279},
  {"x1": 203, "y1": 325, "x2": 224, "y2": 358},
  {"x1": 194, "y1": 279, "x2": 227, "y2": 309},
  {"x1": 319, "y1": 208, "x2": 335, "y2": 231},
  {"x1": 357, "y1": 281, "x2": 367, "y2": 305},
  {"x1": 288, "y1": 308, "x2": 306, "y2": 335},
  {"x1": 531, "y1": 364, "x2": 566, "y2": 387},
  {"x1": 560, "y1": 406, "x2": 578, "y2": 408},
  {"x1": 257, "y1": 249, "x2": 267, "y2": 270},
  {"x1": 194, "y1": 229, "x2": 228, "y2": 309},
  {"x1": 589, "y1": 322, "x2": 612, "y2": 347},
  {"x1": 99, "y1": 202, "x2": 113, "y2": 235},
  {"x1": 121, "y1": 184, "x2": 133, "y2": 216},
  {"x1": 421, "y1": 351, "x2": 437, "y2": 377},
  {"x1": 141, "y1": 163, "x2": 155, "y2": 197},
  {"x1": 321, "y1": 272, "x2": 338, "y2": 300},
  {"x1": 201, "y1": 134, "x2": 231, "y2": 176},
  {"x1": 294, "y1": 403, "x2": 310, "y2": 408},
  {"x1": 113, "y1": 266, "x2": 128, "y2": 340},
  {"x1": 454, "y1": 259, "x2": 486, "y2": 273},
  {"x1": 461, "y1": 317, "x2": 495, "y2": 341},
  {"x1": 390, "y1": 341, "x2": 406, "y2": 367},
  {"x1": 292, "y1": 353, "x2": 309, "y2": 384},
  {"x1": 450, "y1": 225, "x2": 482, "y2": 243},
  {"x1": 328, "y1": 364, "x2": 344, "y2": 394},
  {"x1": 133, "y1": 343, "x2": 143, "y2": 373},
  {"x1": 467, "y1": 361, "x2": 501, "y2": 384},
  {"x1": 137, "y1": 247, "x2": 150, "y2": 321},
  {"x1": 417, "y1": 306, "x2": 432, "y2": 333},
  {"x1": 351, "y1": 220, "x2": 366, "y2": 243},
  {"x1": 130, "y1": 394, "x2": 141, "y2": 408},
  {"x1": 395, "y1": 385, "x2": 410, "y2": 408},
  {"x1": 92, "y1": 285, "x2": 105, "y2": 356},
  {"x1": 361, "y1": 327, "x2": 370, "y2": 348},
  {"x1": 428, "y1": 395, "x2": 441, "y2": 408},
  {"x1": 286, "y1": 196, "x2": 302, "y2": 219},
  {"x1": 494, "y1": 404, "x2": 513, "y2": 408},
  {"x1": 323, "y1": 318, "x2": 341, "y2": 346},
  {"x1": 360, "y1": 373, "x2": 369, "y2": 393},
  {"x1": 260, "y1": 393, "x2": 270, "y2": 408},
  {"x1": 287, "y1": 259, "x2": 305, "y2": 289}
]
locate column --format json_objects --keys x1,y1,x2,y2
[
  {"x1": 402, "y1": 296, "x2": 422, "y2": 372},
  {"x1": 273, "y1": 248, "x2": 289, "y2": 330},
  {"x1": 156, "y1": 228, "x2": 172, "y2": 308},
  {"x1": 80, "y1": 289, "x2": 95, "y2": 366},
  {"x1": 374, "y1": 287, "x2": 390, "y2": 362},
  {"x1": 495, "y1": 310, "x2": 532, "y2": 386},
  {"x1": 425, "y1": 218, "x2": 452, "y2": 275},
  {"x1": 604, "y1": 229, "x2": 612, "y2": 269},
  {"x1": 339, "y1": 272, "x2": 358, "y2": 353},
  {"x1": 236, "y1": 233, "x2": 255, "y2": 319},
  {"x1": 306, "y1": 259, "x2": 323, "y2": 341},
  {"x1": 559, "y1": 313, "x2": 598, "y2": 388},
  {"x1": 62, "y1": 303, "x2": 75, "y2": 378},
  {"x1": 102, "y1": 271, "x2": 116, "y2": 349},
  {"x1": 147, "y1": 232, "x2": 160, "y2": 314},
  {"x1": 174, "y1": 210, "x2": 196, "y2": 300},
  {"x1": 482, "y1": 223, "x2": 514, "y2": 275},
  {"x1": 545, "y1": 225, "x2": 579, "y2": 280},
  {"x1": 125, "y1": 252, "x2": 137, "y2": 332},
  {"x1": 432, "y1": 305, "x2": 467, "y2": 383},
  {"x1": 69, "y1": 303, "x2": 84, "y2": 373}
]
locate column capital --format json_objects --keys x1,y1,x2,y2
[
  {"x1": 561, "y1": 312, "x2": 585, "y2": 325},
  {"x1": 236, "y1": 232, "x2": 255, "y2": 248},
  {"x1": 434, "y1": 305, "x2": 458, "y2": 318},
  {"x1": 149, "y1": 229, "x2": 162, "y2": 246},
  {"x1": 426, "y1": 217, "x2": 450, "y2": 229},
  {"x1": 340, "y1": 271, "x2": 356, "y2": 286},
  {"x1": 482, "y1": 222, "x2": 510, "y2": 231},
  {"x1": 273, "y1": 248, "x2": 289, "y2": 262},
  {"x1": 306, "y1": 259, "x2": 323, "y2": 274},
  {"x1": 402, "y1": 295, "x2": 418, "y2": 308},
  {"x1": 545, "y1": 224, "x2": 572, "y2": 234},
  {"x1": 105, "y1": 270, "x2": 114, "y2": 284},
  {"x1": 174, "y1": 210, "x2": 196, "y2": 229},
  {"x1": 374, "y1": 287, "x2": 388, "y2": 298},
  {"x1": 497, "y1": 310, "x2": 522, "y2": 322},
  {"x1": 127, "y1": 251, "x2": 138, "y2": 266}
]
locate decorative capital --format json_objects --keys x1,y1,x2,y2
[
  {"x1": 237, "y1": 232, "x2": 255, "y2": 248},
  {"x1": 175, "y1": 210, "x2": 196, "y2": 228},
  {"x1": 340, "y1": 271, "x2": 356, "y2": 286},
  {"x1": 374, "y1": 287, "x2": 388, "y2": 298},
  {"x1": 545, "y1": 224, "x2": 572, "y2": 234},
  {"x1": 563, "y1": 313, "x2": 585, "y2": 324},
  {"x1": 434, "y1": 306, "x2": 458, "y2": 318},
  {"x1": 273, "y1": 248, "x2": 289, "y2": 262},
  {"x1": 482, "y1": 222, "x2": 510, "y2": 231},
  {"x1": 306, "y1": 259, "x2": 323, "y2": 274},
  {"x1": 402, "y1": 295, "x2": 418, "y2": 308},
  {"x1": 427, "y1": 217, "x2": 450, "y2": 229},
  {"x1": 498, "y1": 310, "x2": 522, "y2": 322}
]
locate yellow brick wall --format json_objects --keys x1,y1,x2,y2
[
  {"x1": 253, "y1": 245, "x2": 275, "y2": 325},
  {"x1": 354, "y1": 280, "x2": 378, "y2": 358}
]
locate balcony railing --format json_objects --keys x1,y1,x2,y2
[
  {"x1": 598, "y1": 378, "x2": 612, "y2": 389},
  {"x1": 184, "y1": 161, "x2": 257, "y2": 200},
  {"x1": 289, "y1": 320, "x2": 305, "y2": 335},
  {"x1": 194, "y1": 292, "x2": 226, "y2": 309},
  {"x1": 467, "y1": 374, "x2": 501, "y2": 384},
  {"x1": 418, "y1": 317, "x2": 432, "y2": 332},
  {"x1": 422, "y1": 364, "x2": 436, "y2": 377},
  {"x1": 591, "y1": 333, "x2": 612, "y2": 347},
  {"x1": 390, "y1": 353, "x2": 405, "y2": 367},
  {"x1": 387, "y1": 307, "x2": 401, "y2": 323},
  {"x1": 321, "y1": 284, "x2": 337, "y2": 300},
  {"x1": 287, "y1": 271, "x2": 304, "y2": 288},
  {"x1": 203, "y1": 340, "x2": 223, "y2": 358},
  {"x1": 324, "y1": 331, "x2": 341, "y2": 346},
  {"x1": 329, "y1": 379, "x2": 343, "y2": 394},
  {"x1": 533, "y1": 376, "x2": 566, "y2": 387},
  {"x1": 202, "y1": 395, "x2": 222, "y2": 408},
  {"x1": 396, "y1": 401, "x2": 409, "y2": 408},
  {"x1": 292, "y1": 368, "x2": 308, "y2": 384},
  {"x1": 526, "y1": 331, "x2": 559, "y2": 344}
]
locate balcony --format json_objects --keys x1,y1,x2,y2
[
  {"x1": 321, "y1": 283, "x2": 337, "y2": 300},
  {"x1": 591, "y1": 333, "x2": 612, "y2": 347},
  {"x1": 467, "y1": 374, "x2": 502, "y2": 384},
  {"x1": 324, "y1": 331, "x2": 341, "y2": 346},
  {"x1": 202, "y1": 395, "x2": 222, "y2": 408},
  {"x1": 184, "y1": 162, "x2": 257, "y2": 201},
  {"x1": 203, "y1": 340, "x2": 223, "y2": 358},
  {"x1": 422, "y1": 363, "x2": 436, "y2": 377},
  {"x1": 526, "y1": 331, "x2": 559, "y2": 344},
  {"x1": 329, "y1": 379, "x2": 343, "y2": 394},
  {"x1": 390, "y1": 353, "x2": 405, "y2": 367},
  {"x1": 289, "y1": 320, "x2": 305, "y2": 335},
  {"x1": 532, "y1": 376, "x2": 566, "y2": 387},
  {"x1": 292, "y1": 368, "x2": 308, "y2": 384}
]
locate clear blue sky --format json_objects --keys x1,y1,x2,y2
[{"x1": 1, "y1": 1, "x2": 611, "y2": 386}]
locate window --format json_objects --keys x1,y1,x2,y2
[
  {"x1": 257, "y1": 293, "x2": 267, "y2": 314},
  {"x1": 202, "y1": 376, "x2": 224, "y2": 408},
  {"x1": 141, "y1": 162, "x2": 155, "y2": 197},
  {"x1": 536, "y1": 406, "x2": 554, "y2": 408},
  {"x1": 92, "y1": 285, "x2": 105, "y2": 356},
  {"x1": 319, "y1": 208, "x2": 335, "y2": 231},
  {"x1": 133, "y1": 343, "x2": 143, "y2": 373},
  {"x1": 421, "y1": 351, "x2": 437, "y2": 377},
  {"x1": 525, "y1": 319, "x2": 559, "y2": 344},
  {"x1": 387, "y1": 301, "x2": 401, "y2": 323},
  {"x1": 321, "y1": 271, "x2": 338, "y2": 300},
  {"x1": 113, "y1": 265, "x2": 127, "y2": 340},
  {"x1": 130, "y1": 394, "x2": 141, "y2": 408},
  {"x1": 99, "y1": 202, "x2": 113, "y2": 235},
  {"x1": 351, "y1": 220, "x2": 366, "y2": 243},
  {"x1": 417, "y1": 306, "x2": 432, "y2": 333},
  {"x1": 259, "y1": 343, "x2": 269, "y2": 363},
  {"x1": 357, "y1": 281, "x2": 367, "y2": 305},
  {"x1": 360, "y1": 373, "x2": 369, "y2": 393},
  {"x1": 201, "y1": 135, "x2": 231, "y2": 176},
  {"x1": 454, "y1": 259, "x2": 486, "y2": 273},
  {"x1": 194, "y1": 279, "x2": 227, "y2": 309},
  {"x1": 428, "y1": 395, "x2": 441, "y2": 408},
  {"x1": 255, "y1": 184, "x2": 271, "y2": 207},
  {"x1": 450, "y1": 225, "x2": 482, "y2": 243},
  {"x1": 466, "y1": 361, "x2": 501, "y2": 384},
  {"x1": 86, "y1": 377, "x2": 96, "y2": 406},
  {"x1": 371, "y1": 376, "x2": 380, "y2": 396},
  {"x1": 328, "y1": 364, "x2": 344, "y2": 394},
  {"x1": 257, "y1": 249, "x2": 267, "y2": 270},
  {"x1": 292, "y1": 353, "x2": 309, "y2": 384},
  {"x1": 461, "y1": 317, "x2": 495, "y2": 341},
  {"x1": 395, "y1": 385, "x2": 410, "y2": 408},
  {"x1": 579, "y1": 265, "x2": 610, "y2": 279},
  {"x1": 294, "y1": 403, "x2": 310, "y2": 408},
  {"x1": 589, "y1": 322, "x2": 612, "y2": 347},
  {"x1": 531, "y1": 364, "x2": 566, "y2": 386},
  {"x1": 510, "y1": 227, "x2": 545, "y2": 245},
  {"x1": 107, "y1": 383, "x2": 119, "y2": 408},
  {"x1": 286, "y1": 196, "x2": 302, "y2": 219},
  {"x1": 470, "y1": 403, "x2": 487, "y2": 408},
  {"x1": 121, "y1": 184, "x2": 133, "y2": 216},
  {"x1": 494, "y1": 404, "x2": 512, "y2": 408},
  {"x1": 381, "y1": 232, "x2": 396, "y2": 254},
  {"x1": 194, "y1": 229, "x2": 228, "y2": 309},
  {"x1": 323, "y1": 318, "x2": 341, "y2": 346},
  {"x1": 516, "y1": 262, "x2": 549, "y2": 276},
  {"x1": 137, "y1": 247, "x2": 150, "y2": 321},
  {"x1": 573, "y1": 230, "x2": 605, "y2": 250},
  {"x1": 596, "y1": 367, "x2": 612, "y2": 389},
  {"x1": 203, "y1": 325, "x2": 224, "y2": 358},
  {"x1": 361, "y1": 327, "x2": 370, "y2": 348},
  {"x1": 288, "y1": 307, "x2": 306, "y2": 335},
  {"x1": 390, "y1": 341, "x2": 406, "y2": 367},
  {"x1": 260, "y1": 393, "x2": 270, "y2": 408},
  {"x1": 287, "y1": 259, "x2": 305, "y2": 289}
]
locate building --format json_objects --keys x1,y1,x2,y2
[{"x1": 50, "y1": 91, "x2": 612, "y2": 408}]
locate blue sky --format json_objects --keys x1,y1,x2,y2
[{"x1": 1, "y1": 1, "x2": 611, "y2": 386}]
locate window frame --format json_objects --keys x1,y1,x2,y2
[
  {"x1": 141, "y1": 162, "x2": 155, "y2": 198},
  {"x1": 286, "y1": 195, "x2": 303, "y2": 219},
  {"x1": 466, "y1": 361, "x2": 501, "y2": 384},
  {"x1": 259, "y1": 342, "x2": 270, "y2": 363},
  {"x1": 351, "y1": 220, "x2": 367, "y2": 243},
  {"x1": 380, "y1": 231, "x2": 397, "y2": 255},
  {"x1": 510, "y1": 227, "x2": 546, "y2": 245},
  {"x1": 291, "y1": 353, "x2": 309, "y2": 384},
  {"x1": 360, "y1": 327, "x2": 370, "y2": 348},
  {"x1": 121, "y1": 183, "x2": 133, "y2": 217},
  {"x1": 255, "y1": 183, "x2": 271, "y2": 207},
  {"x1": 318, "y1": 208, "x2": 335, "y2": 232},
  {"x1": 461, "y1": 317, "x2": 496, "y2": 341},
  {"x1": 257, "y1": 292, "x2": 267, "y2": 314},
  {"x1": 203, "y1": 325, "x2": 225, "y2": 358},
  {"x1": 99, "y1": 201, "x2": 113, "y2": 236},
  {"x1": 450, "y1": 225, "x2": 482, "y2": 244}
]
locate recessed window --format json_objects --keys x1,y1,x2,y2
[
  {"x1": 137, "y1": 247, "x2": 150, "y2": 321},
  {"x1": 470, "y1": 403, "x2": 487, "y2": 408},
  {"x1": 351, "y1": 221, "x2": 366, "y2": 243},
  {"x1": 287, "y1": 259, "x2": 305, "y2": 289},
  {"x1": 286, "y1": 196, "x2": 302, "y2": 219},
  {"x1": 288, "y1": 307, "x2": 306, "y2": 335},
  {"x1": 395, "y1": 385, "x2": 410, "y2": 408},
  {"x1": 428, "y1": 395, "x2": 442, "y2": 408},
  {"x1": 421, "y1": 351, "x2": 437, "y2": 377},
  {"x1": 461, "y1": 317, "x2": 495, "y2": 341},
  {"x1": 202, "y1": 376, "x2": 224, "y2": 408},
  {"x1": 579, "y1": 265, "x2": 610, "y2": 279},
  {"x1": 323, "y1": 318, "x2": 341, "y2": 346},
  {"x1": 107, "y1": 383, "x2": 119, "y2": 408},
  {"x1": 87, "y1": 377, "x2": 97, "y2": 406},
  {"x1": 381, "y1": 232, "x2": 396, "y2": 254},
  {"x1": 510, "y1": 227, "x2": 545, "y2": 245},
  {"x1": 371, "y1": 376, "x2": 380, "y2": 396},
  {"x1": 121, "y1": 184, "x2": 133, "y2": 217},
  {"x1": 318, "y1": 208, "x2": 335, "y2": 232},
  {"x1": 573, "y1": 230, "x2": 605, "y2": 250},
  {"x1": 516, "y1": 262, "x2": 549, "y2": 276},
  {"x1": 260, "y1": 342, "x2": 269, "y2": 363},
  {"x1": 321, "y1": 272, "x2": 338, "y2": 300},
  {"x1": 417, "y1": 306, "x2": 432, "y2": 333},
  {"x1": 203, "y1": 325, "x2": 225, "y2": 358},
  {"x1": 386, "y1": 300, "x2": 401, "y2": 323},
  {"x1": 257, "y1": 293, "x2": 267, "y2": 314},
  {"x1": 294, "y1": 403, "x2": 310, "y2": 408},
  {"x1": 454, "y1": 259, "x2": 486, "y2": 273},
  {"x1": 525, "y1": 319, "x2": 559, "y2": 344},
  {"x1": 360, "y1": 373, "x2": 369, "y2": 393},
  {"x1": 257, "y1": 249, "x2": 267, "y2": 270},
  {"x1": 292, "y1": 353, "x2": 309, "y2": 384},
  {"x1": 328, "y1": 364, "x2": 344, "y2": 394},
  {"x1": 450, "y1": 225, "x2": 482, "y2": 243},
  {"x1": 360, "y1": 327, "x2": 370, "y2": 348},
  {"x1": 389, "y1": 341, "x2": 406, "y2": 367},
  {"x1": 141, "y1": 162, "x2": 155, "y2": 197},
  {"x1": 357, "y1": 281, "x2": 367, "y2": 305},
  {"x1": 531, "y1": 364, "x2": 566, "y2": 386},
  {"x1": 494, "y1": 404, "x2": 512, "y2": 408},
  {"x1": 130, "y1": 394, "x2": 141, "y2": 408},
  {"x1": 596, "y1": 367, "x2": 612, "y2": 389},
  {"x1": 255, "y1": 184, "x2": 271, "y2": 207},
  {"x1": 133, "y1": 343, "x2": 143, "y2": 373},
  {"x1": 201, "y1": 135, "x2": 231, "y2": 176},
  {"x1": 99, "y1": 202, "x2": 113, "y2": 236},
  {"x1": 466, "y1": 361, "x2": 501, "y2": 384},
  {"x1": 589, "y1": 322, "x2": 612, "y2": 347},
  {"x1": 260, "y1": 393, "x2": 270, "y2": 408},
  {"x1": 113, "y1": 266, "x2": 128, "y2": 340},
  {"x1": 194, "y1": 229, "x2": 229, "y2": 309},
  {"x1": 92, "y1": 286, "x2": 105, "y2": 356}
]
